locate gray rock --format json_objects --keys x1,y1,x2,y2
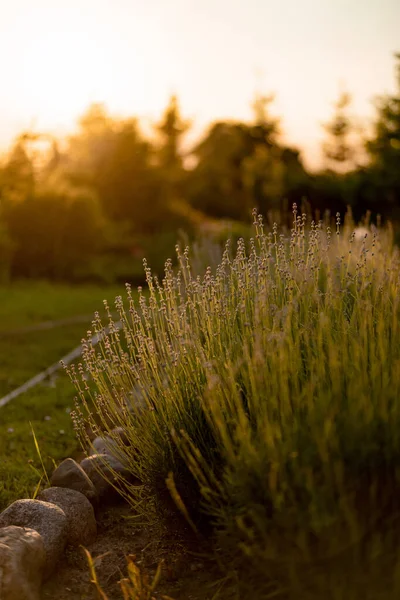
[
  {"x1": 0, "y1": 499, "x2": 67, "y2": 577},
  {"x1": 90, "y1": 435, "x2": 120, "y2": 458},
  {"x1": 111, "y1": 427, "x2": 130, "y2": 445},
  {"x1": 90, "y1": 428, "x2": 131, "y2": 458},
  {"x1": 0, "y1": 526, "x2": 45, "y2": 600},
  {"x1": 122, "y1": 383, "x2": 148, "y2": 413},
  {"x1": 37, "y1": 487, "x2": 97, "y2": 547},
  {"x1": 50, "y1": 458, "x2": 97, "y2": 503},
  {"x1": 80, "y1": 453, "x2": 132, "y2": 498}
]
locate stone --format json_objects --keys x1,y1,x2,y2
[
  {"x1": 50, "y1": 458, "x2": 97, "y2": 503},
  {"x1": 37, "y1": 487, "x2": 97, "y2": 547},
  {"x1": 0, "y1": 499, "x2": 67, "y2": 577},
  {"x1": 90, "y1": 435, "x2": 120, "y2": 458},
  {"x1": 80, "y1": 453, "x2": 132, "y2": 498},
  {"x1": 111, "y1": 427, "x2": 130, "y2": 445},
  {"x1": 0, "y1": 526, "x2": 45, "y2": 600},
  {"x1": 90, "y1": 428, "x2": 130, "y2": 459},
  {"x1": 122, "y1": 383, "x2": 148, "y2": 413}
]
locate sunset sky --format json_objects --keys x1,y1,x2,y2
[{"x1": 0, "y1": 0, "x2": 399, "y2": 168}]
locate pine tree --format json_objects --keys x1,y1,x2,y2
[
  {"x1": 155, "y1": 95, "x2": 190, "y2": 174},
  {"x1": 323, "y1": 91, "x2": 355, "y2": 170}
]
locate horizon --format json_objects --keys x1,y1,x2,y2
[{"x1": 0, "y1": 0, "x2": 399, "y2": 169}]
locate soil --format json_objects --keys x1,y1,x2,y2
[{"x1": 41, "y1": 499, "x2": 231, "y2": 600}]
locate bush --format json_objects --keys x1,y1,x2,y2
[
  {"x1": 71, "y1": 207, "x2": 400, "y2": 598},
  {"x1": 5, "y1": 191, "x2": 105, "y2": 280}
]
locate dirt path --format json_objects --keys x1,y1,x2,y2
[{"x1": 41, "y1": 501, "x2": 226, "y2": 600}]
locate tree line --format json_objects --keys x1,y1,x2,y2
[{"x1": 0, "y1": 53, "x2": 399, "y2": 283}]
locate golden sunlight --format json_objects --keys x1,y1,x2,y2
[{"x1": 19, "y1": 28, "x2": 150, "y2": 130}]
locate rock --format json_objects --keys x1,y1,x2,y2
[
  {"x1": 0, "y1": 499, "x2": 67, "y2": 578},
  {"x1": 122, "y1": 383, "x2": 148, "y2": 413},
  {"x1": 37, "y1": 487, "x2": 97, "y2": 547},
  {"x1": 50, "y1": 458, "x2": 97, "y2": 503},
  {"x1": 80, "y1": 453, "x2": 133, "y2": 498},
  {"x1": 90, "y1": 435, "x2": 120, "y2": 458},
  {"x1": 90, "y1": 428, "x2": 130, "y2": 458},
  {"x1": 0, "y1": 526, "x2": 45, "y2": 600},
  {"x1": 111, "y1": 427, "x2": 130, "y2": 445}
]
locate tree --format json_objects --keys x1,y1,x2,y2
[
  {"x1": 250, "y1": 92, "x2": 280, "y2": 144},
  {"x1": 65, "y1": 103, "x2": 116, "y2": 189},
  {"x1": 63, "y1": 101, "x2": 195, "y2": 274},
  {"x1": 154, "y1": 95, "x2": 191, "y2": 208},
  {"x1": 242, "y1": 93, "x2": 285, "y2": 214},
  {"x1": 186, "y1": 93, "x2": 309, "y2": 222},
  {"x1": 0, "y1": 139, "x2": 35, "y2": 204},
  {"x1": 323, "y1": 91, "x2": 355, "y2": 171},
  {"x1": 365, "y1": 53, "x2": 400, "y2": 215},
  {"x1": 155, "y1": 96, "x2": 190, "y2": 169},
  {"x1": 64, "y1": 105, "x2": 165, "y2": 233},
  {"x1": 94, "y1": 118, "x2": 162, "y2": 229},
  {"x1": 187, "y1": 121, "x2": 254, "y2": 221},
  {"x1": 367, "y1": 54, "x2": 400, "y2": 164}
]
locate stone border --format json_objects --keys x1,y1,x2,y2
[{"x1": 0, "y1": 429, "x2": 132, "y2": 600}]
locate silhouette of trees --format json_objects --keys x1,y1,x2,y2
[
  {"x1": 0, "y1": 128, "x2": 107, "y2": 280},
  {"x1": 0, "y1": 53, "x2": 400, "y2": 283},
  {"x1": 186, "y1": 93, "x2": 309, "y2": 222}
]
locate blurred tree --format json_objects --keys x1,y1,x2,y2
[
  {"x1": 0, "y1": 138, "x2": 35, "y2": 204},
  {"x1": 5, "y1": 190, "x2": 105, "y2": 280},
  {"x1": 187, "y1": 93, "x2": 309, "y2": 222},
  {"x1": 187, "y1": 121, "x2": 254, "y2": 220},
  {"x1": 153, "y1": 94, "x2": 193, "y2": 224},
  {"x1": 242, "y1": 93, "x2": 286, "y2": 215},
  {"x1": 18, "y1": 132, "x2": 61, "y2": 180},
  {"x1": 4, "y1": 65, "x2": 400, "y2": 284},
  {"x1": 367, "y1": 54, "x2": 400, "y2": 165},
  {"x1": 0, "y1": 212, "x2": 14, "y2": 282},
  {"x1": 64, "y1": 105, "x2": 162, "y2": 233},
  {"x1": 250, "y1": 92, "x2": 280, "y2": 143},
  {"x1": 94, "y1": 118, "x2": 164, "y2": 230},
  {"x1": 155, "y1": 95, "x2": 190, "y2": 173},
  {"x1": 242, "y1": 144, "x2": 285, "y2": 214},
  {"x1": 314, "y1": 90, "x2": 365, "y2": 217},
  {"x1": 323, "y1": 91, "x2": 355, "y2": 171},
  {"x1": 365, "y1": 53, "x2": 400, "y2": 216},
  {"x1": 65, "y1": 103, "x2": 116, "y2": 190},
  {"x1": 65, "y1": 102, "x2": 194, "y2": 236}
]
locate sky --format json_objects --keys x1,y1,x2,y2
[{"x1": 0, "y1": 0, "x2": 399, "y2": 168}]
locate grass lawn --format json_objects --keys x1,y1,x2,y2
[{"x1": 0, "y1": 281, "x2": 125, "y2": 510}]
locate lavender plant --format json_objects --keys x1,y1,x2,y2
[{"x1": 69, "y1": 206, "x2": 400, "y2": 598}]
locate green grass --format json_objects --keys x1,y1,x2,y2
[
  {"x1": 73, "y1": 210, "x2": 400, "y2": 599},
  {"x1": 0, "y1": 281, "x2": 124, "y2": 510},
  {"x1": 0, "y1": 281, "x2": 123, "y2": 330}
]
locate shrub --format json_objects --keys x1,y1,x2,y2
[
  {"x1": 5, "y1": 191, "x2": 105, "y2": 280},
  {"x1": 70, "y1": 206, "x2": 400, "y2": 598}
]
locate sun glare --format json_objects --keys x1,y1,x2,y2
[
  {"x1": 17, "y1": 21, "x2": 161, "y2": 135},
  {"x1": 20, "y1": 30, "x2": 120, "y2": 128}
]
